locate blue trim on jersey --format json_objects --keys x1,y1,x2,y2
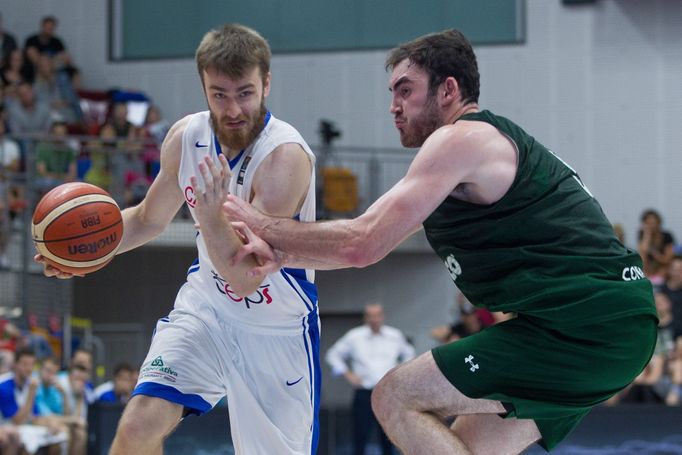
[
  {"x1": 132, "y1": 382, "x2": 212, "y2": 416},
  {"x1": 302, "y1": 310, "x2": 321, "y2": 454},
  {"x1": 227, "y1": 148, "x2": 245, "y2": 170},
  {"x1": 187, "y1": 258, "x2": 200, "y2": 276},
  {"x1": 281, "y1": 268, "x2": 318, "y2": 312}
]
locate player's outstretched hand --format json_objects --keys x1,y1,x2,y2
[
  {"x1": 191, "y1": 154, "x2": 232, "y2": 225},
  {"x1": 34, "y1": 254, "x2": 85, "y2": 279},
  {"x1": 231, "y1": 221, "x2": 282, "y2": 277}
]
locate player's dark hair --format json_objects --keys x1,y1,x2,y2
[{"x1": 385, "y1": 29, "x2": 480, "y2": 104}]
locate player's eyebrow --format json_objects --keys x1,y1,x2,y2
[
  {"x1": 208, "y1": 82, "x2": 256, "y2": 92},
  {"x1": 389, "y1": 76, "x2": 411, "y2": 93}
]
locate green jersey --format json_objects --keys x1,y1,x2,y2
[{"x1": 423, "y1": 110, "x2": 655, "y2": 328}]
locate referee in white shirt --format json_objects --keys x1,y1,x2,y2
[{"x1": 326, "y1": 303, "x2": 415, "y2": 455}]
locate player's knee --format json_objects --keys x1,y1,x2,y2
[{"x1": 372, "y1": 370, "x2": 403, "y2": 424}]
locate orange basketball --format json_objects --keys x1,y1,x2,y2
[{"x1": 32, "y1": 182, "x2": 123, "y2": 274}]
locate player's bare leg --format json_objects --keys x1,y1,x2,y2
[
  {"x1": 109, "y1": 395, "x2": 184, "y2": 455},
  {"x1": 451, "y1": 414, "x2": 541, "y2": 455},
  {"x1": 371, "y1": 351, "x2": 541, "y2": 454}
]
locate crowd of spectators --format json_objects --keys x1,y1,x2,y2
[
  {"x1": 0, "y1": 322, "x2": 137, "y2": 454},
  {"x1": 0, "y1": 12, "x2": 168, "y2": 223}
]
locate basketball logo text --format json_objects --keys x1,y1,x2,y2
[
  {"x1": 80, "y1": 214, "x2": 101, "y2": 229},
  {"x1": 68, "y1": 232, "x2": 118, "y2": 255}
]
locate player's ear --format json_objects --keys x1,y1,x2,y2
[
  {"x1": 442, "y1": 77, "x2": 458, "y2": 104},
  {"x1": 263, "y1": 71, "x2": 271, "y2": 98}
]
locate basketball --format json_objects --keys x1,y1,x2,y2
[{"x1": 32, "y1": 182, "x2": 124, "y2": 274}]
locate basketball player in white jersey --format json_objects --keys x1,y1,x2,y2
[{"x1": 35, "y1": 24, "x2": 321, "y2": 454}]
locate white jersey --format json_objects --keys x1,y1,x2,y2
[{"x1": 177, "y1": 111, "x2": 318, "y2": 331}]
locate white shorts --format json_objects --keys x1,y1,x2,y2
[{"x1": 133, "y1": 287, "x2": 322, "y2": 455}]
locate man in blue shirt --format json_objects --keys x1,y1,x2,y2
[
  {"x1": 0, "y1": 348, "x2": 69, "y2": 454},
  {"x1": 0, "y1": 348, "x2": 41, "y2": 424}
]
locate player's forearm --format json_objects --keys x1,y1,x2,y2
[
  {"x1": 260, "y1": 217, "x2": 374, "y2": 268},
  {"x1": 117, "y1": 204, "x2": 170, "y2": 253},
  {"x1": 201, "y1": 216, "x2": 264, "y2": 297}
]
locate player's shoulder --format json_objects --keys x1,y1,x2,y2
[{"x1": 167, "y1": 112, "x2": 206, "y2": 140}]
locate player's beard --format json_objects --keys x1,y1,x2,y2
[
  {"x1": 398, "y1": 92, "x2": 444, "y2": 148},
  {"x1": 211, "y1": 101, "x2": 267, "y2": 152}
]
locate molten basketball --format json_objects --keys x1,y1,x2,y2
[{"x1": 32, "y1": 182, "x2": 123, "y2": 274}]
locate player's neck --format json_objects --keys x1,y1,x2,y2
[
  {"x1": 222, "y1": 147, "x2": 242, "y2": 161},
  {"x1": 446, "y1": 102, "x2": 479, "y2": 125}
]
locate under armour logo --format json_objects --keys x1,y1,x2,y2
[{"x1": 464, "y1": 355, "x2": 479, "y2": 372}]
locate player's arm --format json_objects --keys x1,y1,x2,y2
[
  {"x1": 116, "y1": 117, "x2": 187, "y2": 254},
  {"x1": 225, "y1": 122, "x2": 490, "y2": 270},
  {"x1": 198, "y1": 143, "x2": 312, "y2": 297}
]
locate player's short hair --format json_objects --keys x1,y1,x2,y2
[
  {"x1": 196, "y1": 23, "x2": 271, "y2": 86},
  {"x1": 385, "y1": 29, "x2": 480, "y2": 104}
]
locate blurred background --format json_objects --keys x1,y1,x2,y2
[{"x1": 0, "y1": 0, "x2": 680, "y2": 453}]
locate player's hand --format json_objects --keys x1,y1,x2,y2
[
  {"x1": 223, "y1": 195, "x2": 268, "y2": 236},
  {"x1": 231, "y1": 221, "x2": 282, "y2": 277},
  {"x1": 191, "y1": 155, "x2": 231, "y2": 225},
  {"x1": 33, "y1": 254, "x2": 85, "y2": 279}
]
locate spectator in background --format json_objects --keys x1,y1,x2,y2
[
  {"x1": 34, "y1": 120, "x2": 77, "y2": 194},
  {"x1": 431, "y1": 293, "x2": 511, "y2": 344},
  {"x1": 661, "y1": 256, "x2": 682, "y2": 342},
  {"x1": 667, "y1": 338, "x2": 682, "y2": 406},
  {"x1": 0, "y1": 49, "x2": 30, "y2": 97},
  {"x1": 5, "y1": 81, "x2": 50, "y2": 135},
  {"x1": 326, "y1": 303, "x2": 414, "y2": 455},
  {"x1": 107, "y1": 102, "x2": 138, "y2": 140},
  {"x1": 34, "y1": 356, "x2": 67, "y2": 417},
  {"x1": 638, "y1": 209, "x2": 675, "y2": 285},
  {"x1": 0, "y1": 348, "x2": 68, "y2": 455},
  {"x1": 94, "y1": 362, "x2": 136, "y2": 405},
  {"x1": 0, "y1": 118, "x2": 21, "y2": 268},
  {"x1": 55, "y1": 350, "x2": 92, "y2": 455},
  {"x1": 82, "y1": 122, "x2": 116, "y2": 191},
  {"x1": 24, "y1": 16, "x2": 72, "y2": 77},
  {"x1": 0, "y1": 318, "x2": 20, "y2": 369},
  {"x1": 142, "y1": 104, "x2": 169, "y2": 145},
  {"x1": 0, "y1": 13, "x2": 18, "y2": 69},
  {"x1": 33, "y1": 54, "x2": 77, "y2": 124},
  {"x1": 140, "y1": 105, "x2": 167, "y2": 180},
  {"x1": 24, "y1": 15, "x2": 82, "y2": 125}
]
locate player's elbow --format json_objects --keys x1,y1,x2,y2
[{"x1": 340, "y1": 237, "x2": 382, "y2": 268}]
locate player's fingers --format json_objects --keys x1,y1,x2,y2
[
  {"x1": 198, "y1": 162, "x2": 213, "y2": 192},
  {"x1": 190, "y1": 176, "x2": 204, "y2": 199},
  {"x1": 248, "y1": 262, "x2": 279, "y2": 278},
  {"x1": 232, "y1": 244, "x2": 255, "y2": 265},
  {"x1": 205, "y1": 155, "x2": 221, "y2": 180},
  {"x1": 218, "y1": 154, "x2": 231, "y2": 194}
]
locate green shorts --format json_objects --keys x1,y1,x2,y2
[{"x1": 432, "y1": 314, "x2": 657, "y2": 451}]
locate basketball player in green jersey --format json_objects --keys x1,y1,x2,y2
[{"x1": 221, "y1": 29, "x2": 657, "y2": 453}]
